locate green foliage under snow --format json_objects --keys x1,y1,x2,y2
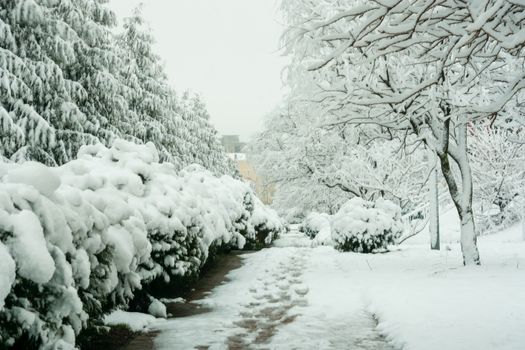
[{"x1": 0, "y1": 140, "x2": 284, "y2": 349}]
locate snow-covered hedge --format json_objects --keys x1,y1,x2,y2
[
  {"x1": 331, "y1": 197, "x2": 403, "y2": 253},
  {"x1": 0, "y1": 140, "x2": 283, "y2": 349}
]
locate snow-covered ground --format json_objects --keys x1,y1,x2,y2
[{"x1": 150, "y1": 222, "x2": 525, "y2": 350}]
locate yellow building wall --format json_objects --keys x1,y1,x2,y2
[{"x1": 236, "y1": 159, "x2": 274, "y2": 205}]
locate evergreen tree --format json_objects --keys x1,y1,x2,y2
[
  {"x1": 57, "y1": 0, "x2": 135, "y2": 153},
  {"x1": 0, "y1": 0, "x2": 68, "y2": 165},
  {"x1": 117, "y1": 8, "x2": 234, "y2": 175},
  {"x1": 117, "y1": 6, "x2": 170, "y2": 158},
  {"x1": 181, "y1": 93, "x2": 235, "y2": 175},
  {"x1": 0, "y1": 0, "x2": 126, "y2": 165},
  {"x1": 0, "y1": 1, "x2": 233, "y2": 176}
]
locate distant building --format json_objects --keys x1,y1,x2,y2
[
  {"x1": 221, "y1": 135, "x2": 246, "y2": 153},
  {"x1": 222, "y1": 135, "x2": 273, "y2": 204},
  {"x1": 227, "y1": 153, "x2": 247, "y2": 162},
  {"x1": 231, "y1": 154, "x2": 274, "y2": 205}
]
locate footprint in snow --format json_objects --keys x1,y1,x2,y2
[{"x1": 294, "y1": 284, "x2": 309, "y2": 296}]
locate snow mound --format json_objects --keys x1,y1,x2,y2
[
  {"x1": 104, "y1": 311, "x2": 157, "y2": 332},
  {"x1": 6, "y1": 161, "x2": 60, "y2": 197},
  {"x1": 5, "y1": 210, "x2": 55, "y2": 284},
  {"x1": 148, "y1": 298, "x2": 167, "y2": 318}
]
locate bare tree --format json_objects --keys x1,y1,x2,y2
[
  {"x1": 281, "y1": 0, "x2": 525, "y2": 265},
  {"x1": 248, "y1": 102, "x2": 428, "y2": 221}
]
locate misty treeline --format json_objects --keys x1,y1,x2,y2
[{"x1": 250, "y1": 0, "x2": 525, "y2": 265}]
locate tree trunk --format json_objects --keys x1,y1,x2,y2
[
  {"x1": 428, "y1": 149, "x2": 440, "y2": 250},
  {"x1": 435, "y1": 121, "x2": 480, "y2": 265},
  {"x1": 459, "y1": 209, "x2": 480, "y2": 265},
  {"x1": 439, "y1": 153, "x2": 480, "y2": 265}
]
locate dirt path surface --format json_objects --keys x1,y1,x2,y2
[
  {"x1": 167, "y1": 252, "x2": 244, "y2": 318},
  {"x1": 120, "y1": 252, "x2": 244, "y2": 350},
  {"x1": 119, "y1": 331, "x2": 159, "y2": 350}
]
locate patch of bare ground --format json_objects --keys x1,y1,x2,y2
[
  {"x1": 105, "y1": 252, "x2": 245, "y2": 350},
  {"x1": 119, "y1": 331, "x2": 159, "y2": 350}
]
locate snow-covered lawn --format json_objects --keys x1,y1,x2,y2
[
  {"x1": 152, "y1": 223, "x2": 525, "y2": 350},
  {"x1": 363, "y1": 226, "x2": 525, "y2": 350},
  {"x1": 281, "y1": 224, "x2": 525, "y2": 350}
]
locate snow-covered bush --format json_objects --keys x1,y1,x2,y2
[
  {"x1": 245, "y1": 197, "x2": 284, "y2": 249},
  {"x1": 331, "y1": 197, "x2": 403, "y2": 253},
  {"x1": 0, "y1": 140, "x2": 283, "y2": 349},
  {"x1": 300, "y1": 212, "x2": 331, "y2": 239},
  {"x1": 299, "y1": 212, "x2": 333, "y2": 247},
  {"x1": 0, "y1": 163, "x2": 88, "y2": 349}
]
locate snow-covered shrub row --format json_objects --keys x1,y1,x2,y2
[
  {"x1": 331, "y1": 198, "x2": 403, "y2": 253},
  {"x1": 0, "y1": 140, "x2": 283, "y2": 349}
]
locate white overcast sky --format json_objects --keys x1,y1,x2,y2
[{"x1": 108, "y1": 0, "x2": 287, "y2": 142}]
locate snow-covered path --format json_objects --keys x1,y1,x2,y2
[
  {"x1": 154, "y1": 231, "x2": 393, "y2": 350},
  {"x1": 152, "y1": 224, "x2": 525, "y2": 350}
]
